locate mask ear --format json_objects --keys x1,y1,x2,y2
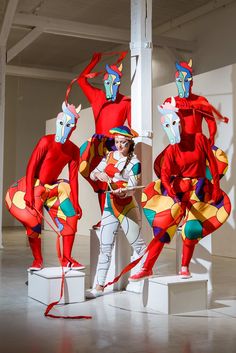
[
  {"x1": 117, "y1": 63, "x2": 123, "y2": 73},
  {"x1": 188, "y1": 59, "x2": 193, "y2": 68},
  {"x1": 157, "y1": 105, "x2": 164, "y2": 115},
  {"x1": 76, "y1": 104, "x2": 82, "y2": 114},
  {"x1": 62, "y1": 101, "x2": 67, "y2": 111},
  {"x1": 170, "y1": 96, "x2": 176, "y2": 107}
]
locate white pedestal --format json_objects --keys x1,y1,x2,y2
[
  {"x1": 146, "y1": 275, "x2": 208, "y2": 314},
  {"x1": 28, "y1": 267, "x2": 85, "y2": 305},
  {"x1": 90, "y1": 228, "x2": 131, "y2": 291}
]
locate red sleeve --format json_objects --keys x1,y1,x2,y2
[
  {"x1": 199, "y1": 97, "x2": 217, "y2": 145},
  {"x1": 160, "y1": 147, "x2": 177, "y2": 198},
  {"x1": 25, "y1": 136, "x2": 49, "y2": 198},
  {"x1": 77, "y1": 54, "x2": 101, "y2": 104},
  {"x1": 69, "y1": 146, "x2": 80, "y2": 211}
]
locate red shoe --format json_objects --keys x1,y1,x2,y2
[
  {"x1": 179, "y1": 267, "x2": 192, "y2": 279},
  {"x1": 61, "y1": 257, "x2": 85, "y2": 270},
  {"x1": 92, "y1": 221, "x2": 101, "y2": 230},
  {"x1": 128, "y1": 269, "x2": 153, "y2": 282},
  {"x1": 28, "y1": 259, "x2": 43, "y2": 271}
]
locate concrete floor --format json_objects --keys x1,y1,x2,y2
[{"x1": 0, "y1": 227, "x2": 236, "y2": 353}]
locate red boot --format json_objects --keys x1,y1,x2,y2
[
  {"x1": 129, "y1": 239, "x2": 165, "y2": 282},
  {"x1": 179, "y1": 239, "x2": 198, "y2": 279},
  {"x1": 28, "y1": 236, "x2": 43, "y2": 271},
  {"x1": 62, "y1": 235, "x2": 85, "y2": 270}
]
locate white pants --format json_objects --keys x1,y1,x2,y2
[{"x1": 95, "y1": 205, "x2": 147, "y2": 286}]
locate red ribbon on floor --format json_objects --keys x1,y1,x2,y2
[
  {"x1": 34, "y1": 208, "x2": 92, "y2": 320},
  {"x1": 65, "y1": 50, "x2": 128, "y2": 104}
]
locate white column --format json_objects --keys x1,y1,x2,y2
[
  {"x1": 127, "y1": 0, "x2": 153, "y2": 291},
  {"x1": 0, "y1": 46, "x2": 6, "y2": 248}
]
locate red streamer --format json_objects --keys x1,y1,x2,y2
[
  {"x1": 34, "y1": 208, "x2": 92, "y2": 320},
  {"x1": 65, "y1": 51, "x2": 128, "y2": 105}
]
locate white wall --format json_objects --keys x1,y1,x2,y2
[{"x1": 154, "y1": 64, "x2": 235, "y2": 258}]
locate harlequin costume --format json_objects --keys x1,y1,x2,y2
[
  {"x1": 89, "y1": 126, "x2": 146, "y2": 289},
  {"x1": 129, "y1": 101, "x2": 231, "y2": 281},
  {"x1": 5, "y1": 102, "x2": 84, "y2": 271},
  {"x1": 78, "y1": 53, "x2": 131, "y2": 217},
  {"x1": 154, "y1": 60, "x2": 229, "y2": 179}
]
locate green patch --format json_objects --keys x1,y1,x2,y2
[
  {"x1": 80, "y1": 141, "x2": 88, "y2": 156},
  {"x1": 205, "y1": 166, "x2": 212, "y2": 181},
  {"x1": 60, "y1": 199, "x2": 76, "y2": 217},
  {"x1": 104, "y1": 194, "x2": 114, "y2": 216},
  {"x1": 143, "y1": 208, "x2": 156, "y2": 226},
  {"x1": 185, "y1": 220, "x2": 203, "y2": 239},
  {"x1": 132, "y1": 162, "x2": 141, "y2": 176}
]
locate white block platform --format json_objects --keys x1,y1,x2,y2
[
  {"x1": 28, "y1": 267, "x2": 85, "y2": 305},
  {"x1": 90, "y1": 228, "x2": 131, "y2": 291},
  {"x1": 145, "y1": 275, "x2": 208, "y2": 314}
]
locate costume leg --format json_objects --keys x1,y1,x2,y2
[
  {"x1": 119, "y1": 205, "x2": 146, "y2": 256},
  {"x1": 181, "y1": 238, "x2": 198, "y2": 267},
  {"x1": 143, "y1": 240, "x2": 165, "y2": 271},
  {"x1": 95, "y1": 209, "x2": 120, "y2": 286},
  {"x1": 28, "y1": 236, "x2": 43, "y2": 270}
]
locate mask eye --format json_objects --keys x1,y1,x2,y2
[
  {"x1": 173, "y1": 121, "x2": 176, "y2": 125},
  {"x1": 59, "y1": 121, "x2": 63, "y2": 125},
  {"x1": 166, "y1": 124, "x2": 170, "y2": 128},
  {"x1": 66, "y1": 123, "x2": 71, "y2": 127}
]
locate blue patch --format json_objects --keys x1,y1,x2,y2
[
  {"x1": 55, "y1": 217, "x2": 64, "y2": 232},
  {"x1": 132, "y1": 162, "x2": 141, "y2": 176}
]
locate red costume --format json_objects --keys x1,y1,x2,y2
[
  {"x1": 78, "y1": 53, "x2": 131, "y2": 219},
  {"x1": 6, "y1": 104, "x2": 84, "y2": 271}
]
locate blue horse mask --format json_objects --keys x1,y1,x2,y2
[
  {"x1": 55, "y1": 102, "x2": 81, "y2": 144},
  {"x1": 158, "y1": 97, "x2": 181, "y2": 145},
  {"x1": 175, "y1": 60, "x2": 193, "y2": 98},
  {"x1": 103, "y1": 63, "x2": 122, "y2": 101}
]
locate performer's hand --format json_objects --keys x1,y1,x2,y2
[
  {"x1": 95, "y1": 172, "x2": 109, "y2": 182},
  {"x1": 75, "y1": 204, "x2": 82, "y2": 219},
  {"x1": 112, "y1": 188, "x2": 127, "y2": 198},
  {"x1": 24, "y1": 192, "x2": 35, "y2": 209}
]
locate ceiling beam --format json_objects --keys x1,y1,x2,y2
[
  {"x1": 7, "y1": 27, "x2": 43, "y2": 63},
  {"x1": 6, "y1": 65, "x2": 75, "y2": 82},
  {"x1": 153, "y1": 0, "x2": 235, "y2": 35},
  {"x1": 0, "y1": 0, "x2": 19, "y2": 46},
  {"x1": 13, "y1": 13, "x2": 195, "y2": 51}
]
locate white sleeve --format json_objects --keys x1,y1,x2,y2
[{"x1": 90, "y1": 156, "x2": 108, "y2": 181}]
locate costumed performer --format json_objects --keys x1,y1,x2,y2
[
  {"x1": 78, "y1": 52, "x2": 131, "y2": 227},
  {"x1": 5, "y1": 102, "x2": 84, "y2": 271},
  {"x1": 154, "y1": 59, "x2": 229, "y2": 179},
  {"x1": 129, "y1": 99, "x2": 231, "y2": 281},
  {"x1": 86, "y1": 126, "x2": 147, "y2": 298}
]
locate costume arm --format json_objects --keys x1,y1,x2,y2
[
  {"x1": 90, "y1": 155, "x2": 108, "y2": 181},
  {"x1": 69, "y1": 147, "x2": 82, "y2": 218},
  {"x1": 127, "y1": 161, "x2": 141, "y2": 188},
  {"x1": 160, "y1": 148, "x2": 177, "y2": 199},
  {"x1": 199, "y1": 97, "x2": 217, "y2": 146},
  {"x1": 202, "y1": 135, "x2": 221, "y2": 202},
  {"x1": 24, "y1": 136, "x2": 49, "y2": 208},
  {"x1": 77, "y1": 53, "x2": 102, "y2": 103},
  {"x1": 126, "y1": 99, "x2": 131, "y2": 128}
]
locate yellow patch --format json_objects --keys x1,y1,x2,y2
[
  {"x1": 142, "y1": 192, "x2": 148, "y2": 203},
  {"x1": 216, "y1": 206, "x2": 229, "y2": 223},
  {"x1": 13, "y1": 191, "x2": 26, "y2": 209},
  {"x1": 189, "y1": 202, "x2": 216, "y2": 222},
  {"x1": 153, "y1": 180, "x2": 162, "y2": 194},
  {"x1": 57, "y1": 207, "x2": 66, "y2": 221},
  {"x1": 145, "y1": 194, "x2": 174, "y2": 213},
  {"x1": 170, "y1": 203, "x2": 182, "y2": 219},
  {"x1": 45, "y1": 196, "x2": 57, "y2": 209},
  {"x1": 167, "y1": 224, "x2": 178, "y2": 240},
  {"x1": 215, "y1": 148, "x2": 228, "y2": 164},
  {"x1": 79, "y1": 160, "x2": 89, "y2": 175}
]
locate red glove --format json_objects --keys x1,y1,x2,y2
[
  {"x1": 209, "y1": 136, "x2": 215, "y2": 147},
  {"x1": 75, "y1": 204, "x2": 82, "y2": 219},
  {"x1": 24, "y1": 192, "x2": 35, "y2": 209}
]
